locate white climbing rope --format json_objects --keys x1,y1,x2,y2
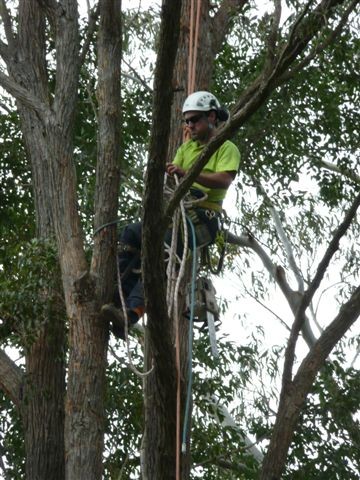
[{"x1": 115, "y1": 255, "x2": 154, "y2": 378}]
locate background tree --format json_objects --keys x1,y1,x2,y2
[{"x1": 0, "y1": 1, "x2": 359, "y2": 479}]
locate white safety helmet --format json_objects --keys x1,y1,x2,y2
[{"x1": 182, "y1": 91, "x2": 229, "y2": 121}]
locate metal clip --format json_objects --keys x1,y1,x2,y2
[{"x1": 205, "y1": 209, "x2": 216, "y2": 219}]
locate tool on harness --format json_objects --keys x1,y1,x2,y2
[
  {"x1": 201, "y1": 230, "x2": 227, "y2": 275},
  {"x1": 185, "y1": 276, "x2": 220, "y2": 358},
  {"x1": 186, "y1": 208, "x2": 214, "y2": 247}
]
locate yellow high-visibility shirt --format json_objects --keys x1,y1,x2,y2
[{"x1": 173, "y1": 139, "x2": 240, "y2": 204}]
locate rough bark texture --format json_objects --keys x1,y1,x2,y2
[
  {"x1": 23, "y1": 322, "x2": 66, "y2": 480},
  {"x1": 141, "y1": 1, "x2": 183, "y2": 478},
  {"x1": 1, "y1": 2, "x2": 67, "y2": 479},
  {"x1": 0, "y1": 1, "x2": 120, "y2": 479},
  {"x1": 143, "y1": 1, "x2": 248, "y2": 478},
  {"x1": 0, "y1": 0, "x2": 358, "y2": 479}
]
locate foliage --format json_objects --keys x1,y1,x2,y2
[
  {"x1": 0, "y1": 97, "x2": 34, "y2": 251},
  {"x1": 0, "y1": 239, "x2": 64, "y2": 348},
  {"x1": 0, "y1": 391, "x2": 24, "y2": 480},
  {"x1": 0, "y1": 1, "x2": 360, "y2": 478},
  {"x1": 285, "y1": 356, "x2": 360, "y2": 479}
]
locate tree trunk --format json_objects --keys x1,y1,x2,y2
[
  {"x1": 0, "y1": 0, "x2": 120, "y2": 478},
  {"x1": 143, "y1": 1, "x2": 247, "y2": 478},
  {"x1": 23, "y1": 320, "x2": 66, "y2": 480},
  {"x1": 4, "y1": 3, "x2": 67, "y2": 478}
]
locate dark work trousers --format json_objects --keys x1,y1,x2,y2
[{"x1": 114, "y1": 209, "x2": 220, "y2": 312}]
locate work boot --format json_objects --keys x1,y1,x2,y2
[
  {"x1": 101, "y1": 304, "x2": 126, "y2": 339},
  {"x1": 101, "y1": 304, "x2": 140, "y2": 339}
]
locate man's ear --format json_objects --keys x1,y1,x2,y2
[{"x1": 208, "y1": 110, "x2": 217, "y2": 123}]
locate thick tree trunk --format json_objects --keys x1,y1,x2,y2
[
  {"x1": 143, "y1": 1, "x2": 247, "y2": 478},
  {"x1": 4, "y1": 3, "x2": 68, "y2": 478},
  {"x1": 23, "y1": 320, "x2": 66, "y2": 480}
]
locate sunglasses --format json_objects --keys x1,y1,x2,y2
[{"x1": 183, "y1": 113, "x2": 206, "y2": 125}]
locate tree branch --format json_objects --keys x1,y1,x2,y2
[
  {"x1": 210, "y1": 0, "x2": 248, "y2": 54},
  {"x1": 226, "y1": 230, "x2": 317, "y2": 346},
  {"x1": 282, "y1": 190, "x2": 360, "y2": 387},
  {"x1": 142, "y1": 0, "x2": 182, "y2": 358},
  {"x1": 277, "y1": 0, "x2": 359, "y2": 83},
  {"x1": 122, "y1": 57, "x2": 153, "y2": 93},
  {"x1": 35, "y1": 0, "x2": 58, "y2": 25},
  {"x1": 206, "y1": 395, "x2": 264, "y2": 464},
  {"x1": 320, "y1": 158, "x2": 360, "y2": 184},
  {"x1": 0, "y1": 0, "x2": 16, "y2": 52},
  {"x1": 165, "y1": 0, "x2": 350, "y2": 221},
  {"x1": 0, "y1": 70, "x2": 51, "y2": 122},
  {"x1": 260, "y1": 284, "x2": 360, "y2": 479},
  {"x1": 265, "y1": 0, "x2": 282, "y2": 70},
  {"x1": 0, "y1": 349, "x2": 23, "y2": 411},
  {"x1": 79, "y1": 2, "x2": 100, "y2": 66},
  {"x1": 256, "y1": 182, "x2": 305, "y2": 293}
]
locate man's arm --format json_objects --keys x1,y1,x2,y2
[{"x1": 166, "y1": 163, "x2": 235, "y2": 189}]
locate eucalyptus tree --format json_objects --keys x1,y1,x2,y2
[{"x1": 0, "y1": 1, "x2": 359, "y2": 480}]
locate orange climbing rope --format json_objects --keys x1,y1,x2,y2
[{"x1": 176, "y1": 1, "x2": 202, "y2": 479}]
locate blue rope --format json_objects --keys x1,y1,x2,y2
[{"x1": 181, "y1": 215, "x2": 197, "y2": 453}]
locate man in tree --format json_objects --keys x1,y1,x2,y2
[{"x1": 102, "y1": 91, "x2": 240, "y2": 338}]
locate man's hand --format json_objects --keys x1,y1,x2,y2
[
  {"x1": 166, "y1": 163, "x2": 186, "y2": 178},
  {"x1": 166, "y1": 163, "x2": 235, "y2": 189}
]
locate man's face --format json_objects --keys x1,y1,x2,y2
[{"x1": 183, "y1": 110, "x2": 213, "y2": 143}]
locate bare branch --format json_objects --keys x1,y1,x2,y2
[
  {"x1": 205, "y1": 395, "x2": 264, "y2": 463},
  {"x1": 244, "y1": 286, "x2": 291, "y2": 332},
  {"x1": 319, "y1": 158, "x2": 360, "y2": 184},
  {"x1": 0, "y1": 70, "x2": 51, "y2": 122},
  {"x1": 0, "y1": 0, "x2": 16, "y2": 52},
  {"x1": 256, "y1": 182, "x2": 305, "y2": 293},
  {"x1": 282, "y1": 190, "x2": 360, "y2": 386},
  {"x1": 0, "y1": 349, "x2": 23, "y2": 411},
  {"x1": 278, "y1": 0, "x2": 360, "y2": 83},
  {"x1": 122, "y1": 57, "x2": 153, "y2": 93},
  {"x1": 79, "y1": 2, "x2": 100, "y2": 66},
  {"x1": 226, "y1": 230, "x2": 317, "y2": 346}
]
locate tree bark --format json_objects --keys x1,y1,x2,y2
[
  {"x1": 0, "y1": 2, "x2": 67, "y2": 479},
  {"x1": 143, "y1": 1, "x2": 249, "y2": 478},
  {"x1": 0, "y1": 1, "x2": 119, "y2": 478},
  {"x1": 23, "y1": 321, "x2": 66, "y2": 480},
  {"x1": 260, "y1": 286, "x2": 360, "y2": 479}
]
